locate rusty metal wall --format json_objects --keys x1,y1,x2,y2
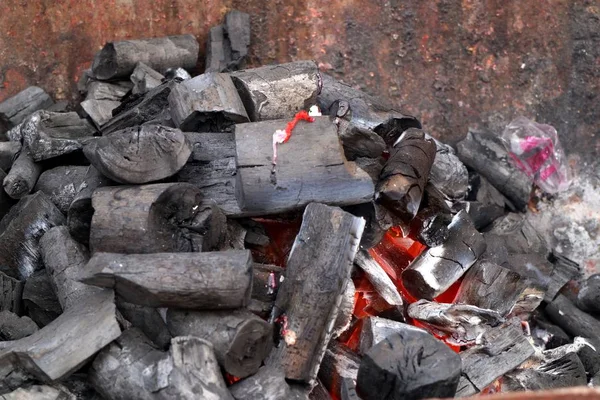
[{"x1": 0, "y1": 0, "x2": 597, "y2": 157}]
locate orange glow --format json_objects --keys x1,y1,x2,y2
[{"x1": 247, "y1": 217, "x2": 301, "y2": 267}]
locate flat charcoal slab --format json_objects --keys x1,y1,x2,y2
[
  {"x1": 0, "y1": 86, "x2": 54, "y2": 131},
  {"x1": 235, "y1": 117, "x2": 374, "y2": 215}
]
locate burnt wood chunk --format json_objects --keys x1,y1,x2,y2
[
  {"x1": 507, "y1": 253, "x2": 574, "y2": 302},
  {"x1": 182, "y1": 202, "x2": 228, "y2": 252},
  {"x1": 21, "y1": 270, "x2": 62, "y2": 327},
  {"x1": 0, "y1": 290, "x2": 120, "y2": 385},
  {"x1": 356, "y1": 328, "x2": 462, "y2": 400},
  {"x1": 455, "y1": 260, "x2": 527, "y2": 316},
  {"x1": 80, "y1": 99, "x2": 121, "y2": 128},
  {"x1": 0, "y1": 192, "x2": 65, "y2": 280},
  {"x1": 546, "y1": 294, "x2": 600, "y2": 347},
  {"x1": 84, "y1": 125, "x2": 191, "y2": 184},
  {"x1": 332, "y1": 101, "x2": 386, "y2": 160},
  {"x1": 358, "y1": 317, "x2": 421, "y2": 355},
  {"x1": 411, "y1": 193, "x2": 452, "y2": 248},
  {"x1": 116, "y1": 298, "x2": 171, "y2": 349},
  {"x1": 33, "y1": 165, "x2": 89, "y2": 214},
  {"x1": 230, "y1": 366, "x2": 298, "y2": 400},
  {"x1": 130, "y1": 62, "x2": 164, "y2": 94},
  {"x1": 333, "y1": 279, "x2": 356, "y2": 339},
  {"x1": 267, "y1": 203, "x2": 364, "y2": 384},
  {"x1": 0, "y1": 310, "x2": 38, "y2": 340},
  {"x1": 252, "y1": 263, "x2": 283, "y2": 303},
  {"x1": 66, "y1": 166, "x2": 113, "y2": 245},
  {"x1": 401, "y1": 210, "x2": 486, "y2": 300},
  {"x1": 1, "y1": 385, "x2": 77, "y2": 399},
  {"x1": 81, "y1": 251, "x2": 253, "y2": 309},
  {"x1": 407, "y1": 300, "x2": 504, "y2": 346},
  {"x1": 3, "y1": 150, "x2": 42, "y2": 199},
  {"x1": 355, "y1": 250, "x2": 403, "y2": 306},
  {"x1": 85, "y1": 80, "x2": 132, "y2": 101},
  {"x1": 503, "y1": 352, "x2": 587, "y2": 391},
  {"x1": 456, "y1": 323, "x2": 535, "y2": 397},
  {"x1": 230, "y1": 61, "x2": 321, "y2": 121},
  {"x1": 89, "y1": 183, "x2": 202, "y2": 254},
  {"x1": 488, "y1": 213, "x2": 548, "y2": 255},
  {"x1": 0, "y1": 272, "x2": 23, "y2": 315},
  {"x1": 168, "y1": 73, "x2": 249, "y2": 132},
  {"x1": 225, "y1": 11, "x2": 250, "y2": 65},
  {"x1": 90, "y1": 329, "x2": 233, "y2": 400},
  {"x1": 543, "y1": 337, "x2": 600, "y2": 378},
  {"x1": 577, "y1": 274, "x2": 600, "y2": 314},
  {"x1": 0, "y1": 141, "x2": 21, "y2": 172},
  {"x1": 376, "y1": 128, "x2": 436, "y2": 221},
  {"x1": 101, "y1": 80, "x2": 177, "y2": 135},
  {"x1": 0, "y1": 86, "x2": 54, "y2": 132},
  {"x1": 205, "y1": 25, "x2": 231, "y2": 73},
  {"x1": 235, "y1": 117, "x2": 374, "y2": 215},
  {"x1": 428, "y1": 138, "x2": 469, "y2": 200},
  {"x1": 318, "y1": 341, "x2": 360, "y2": 399},
  {"x1": 456, "y1": 129, "x2": 532, "y2": 211},
  {"x1": 40, "y1": 226, "x2": 101, "y2": 310},
  {"x1": 167, "y1": 308, "x2": 272, "y2": 378},
  {"x1": 92, "y1": 35, "x2": 199, "y2": 80},
  {"x1": 344, "y1": 201, "x2": 392, "y2": 249},
  {"x1": 0, "y1": 169, "x2": 16, "y2": 222}
]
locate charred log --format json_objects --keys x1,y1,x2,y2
[
  {"x1": 546, "y1": 294, "x2": 600, "y2": 347},
  {"x1": 3, "y1": 150, "x2": 42, "y2": 199},
  {"x1": 503, "y1": 352, "x2": 587, "y2": 391},
  {"x1": 33, "y1": 165, "x2": 89, "y2": 214}
]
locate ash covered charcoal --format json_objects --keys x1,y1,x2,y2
[
  {"x1": 376, "y1": 128, "x2": 436, "y2": 221},
  {"x1": 543, "y1": 337, "x2": 600, "y2": 378},
  {"x1": 0, "y1": 169, "x2": 16, "y2": 222},
  {"x1": 333, "y1": 279, "x2": 356, "y2": 339},
  {"x1": 356, "y1": 325, "x2": 462, "y2": 400},
  {"x1": 358, "y1": 316, "x2": 420, "y2": 355},
  {"x1": 91, "y1": 35, "x2": 199, "y2": 80},
  {"x1": 354, "y1": 251, "x2": 403, "y2": 307},
  {"x1": 577, "y1": 274, "x2": 600, "y2": 315},
  {"x1": 486, "y1": 212, "x2": 548, "y2": 256},
  {"x1": 401, "y1": 210, "x2": 486, "y2": 300},
  {"x1": 0, "y1": 310, "x2": 38, "y2": 340},
  {"x1": 168, "y1": 72, "x2": 249, "y2": 132},
  {"x1": 503, "y1": 352, "x2": 587, "y2": 391},
  {"x1": 0, "y1": 86, "x2": 54, "y2": 133},
  {"x1": 427, "y1": 137, "x2": 469, "y2": 200},
  {"x1": 83, "y1": 125, "x2": 191, "y2": 184},
  {"x1": 85, "y1": 80, "x2": 132, "y2": 101},
  {"x1": 230, "y1": 366, "x2": 299, "y2": 400}
]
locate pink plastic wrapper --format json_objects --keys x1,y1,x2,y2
[{"x1": 501, "y1": 117, "x2": 571, "y2": 194}]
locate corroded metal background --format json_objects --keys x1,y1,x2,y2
[{"x1": 0, "y1": 0, "x2": 598, "y2": 157}]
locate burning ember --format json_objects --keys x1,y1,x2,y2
[{"x1": 0, "y1": 8, "x2": 599, "y2": 400}]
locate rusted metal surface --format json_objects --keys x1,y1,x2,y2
[{"x1": 0, "y1": 0, "x2": 598, "y2": 158}]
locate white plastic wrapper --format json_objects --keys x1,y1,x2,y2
[{"x1": 501, "y1": 117, "x2": 572, "y2": 194}]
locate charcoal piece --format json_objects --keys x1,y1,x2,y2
[
  {"x1": 0, "y1": 272, "x2": 23, "y2": 315},
  {"x1": 456, "y1": 323, "x2": 535, "y2": 397},
  {"x1": 40, "y1": 226, "x2": 101, "y2": 310},
  {"x1": 84, "y1": 125, "x2": 191, "y2": 184},
  {"x1": 0, "y1": 86, "x2": 54, "y2": 131},
  {"x1": 467, "y1": 173, "x2": 507, "y2": 207},
  {"x1": 332, "y1": 102, "x2": 386, "y2": 160},
  {"x1": 252, "y1": 263, "x2": 283, "y2": 303},
  {"x1": 85, "y1": 80, "x2": 132, "y2": 101},
  {"x1": 92, "y1": 35, "x2": 199, "y2": 80},
  {"x1": 401, "y1": 210, "x2": 486, "y2": 300},
  {"x1": 354, "y1": 250, "x2": 403, "y2": 306},
  {"x1": 592, "y1": 372, "x2": 600, "y2": 387},
  {"x1": 546, "y1": 294, "x2": 600, "y2": 348},
  {"x1": 453, "y1": 201, "x2": 505, "y2": 230},
  {"x1": 22, "y1": 270, "x2": 62, "y2": 327},
  {"x1": 358, "y1": 317, "x2": 422, "y2": 355},
  {"x1": 80, "y1": 99, "x2": 121, "y2": 128},
  {"x1": 480, "y1": 232, "x2": 510, "y2": 265},
  {"x1": 167, "y1": 308, "x2": 272, "y2": 378},
  {"x1": 225, "y1": 11, "x2": 250, "y2": 63},
  {"x1": 235, "y1": 117, "x2": 374, "y2": 215},
  {"x1": 101, "y1": 80, "x2": 177, "y2": 135},
  {"x1": 577, "y1": 274, "x2": 600, "y2": 314},
  {"x1": 0, "y1": 170, "x2": 15, "y2": 222},
  {"x1": 230, "y1": 61, "x2": 321, "y2": 121},
  {"x1": 164, "y1": 67, "x2": 191, "y2": 81},
  {"x1": 169, "y1": 73, "x2": 249, "y2": 132},
  {"x1": 77, "y1": 69, "x2": 94, "y2": 94},
  {"x1": 89, "y1": 183, "x2": 202, "y2": 254},
  {"x1": 309, "y1": 381, "x2": 332, "y2": 400},
  {"x1": 509, "y1": 285, "x2": 545, "y2": 320},
  {"x1": 0, "y1": 384, "x2": 76, "y2": 399},
  {"x1": 544, "y1": 337, "x2": 600, "y2": 377},
  {"x1": 318, "y1": 74, "x2": 421, "y2": 146},
  {"x1": 503, "y1": 352, "x2": 587, "y2": 391},
  {"x1": 181, "y1": 202, "x2": 228, "y2": 252},
  {"x1": 0, "y1": 310, "x2": 38, "y2": 340},
  {"x1": 487, "y1": 213, "x2": 548, "y2": 255},
  {"x1": 185, "y1": 131, "x2": 236, "y2": 162},
  {"x1": 0, "y1": 141, "x2": 21, "y2": 172},
  {"x1": 205, "y1": 25, "x2": 232, "y2": 73},
  {"x1": 428, "y1": 138, "x2": 469, "y2": 200},
  {"x1": 318, "y1": 341, "x2": 360, "y2": 399},
  {"x1": 333, "y1": 279, "x2": 356, "y2": 338},
  {"x1": 116, "y1": 298, "x2": 171, "y2": 349},
  {"x1": 376, "y1": 128, "x2": 436, "y2": 221},
  {"x1": 130, "y1": 62, "x2": 164, "y2": 95},
  {"x1": 33, "y1": 166, "x2": 89, "y2": 214},
  {"x1": 455, "y1": 260, "x2": 527, "y2": 316},
  {"x1": 266, "y1": 203, "x2": 364, "y2": 384},
  {"x1": 456, "y1": 129, "x2": 531, "y2": 211},
  {"x1": 532, "y1": 314, "x2": 571, "y2": 350},
  {"x1": 407, "y1": 300, "x2": 504, "y2": 346},
  {"x1": 66, "y1": 166, "x2": 113, "y2": 245},
  {"x1": 0, "y1": 290, "x2": 120, "y2": 385},
  {"x1": 0, "y1": 192, "x2": 65, "y2": 280},
  {"x1": 344, "y1": 202, "x2": 392, "y2": 248},
  {"x1": 2, "y1": 150, "x2": 42, "y2": 199},
  {"x1": 90, "y1": 329, "x2": 233, "y2": 400},
  {"x1": 81, "y1": 251, "x2": 253, "y2": 309},
  {"x1": 356, "y1": 328, "x2": 461, "y2": 400},
  {"x1": 247, "y1": 298, "x2": 275, "y2": 320},
  {"x1": 230, "y1": 366, "x2": 297, "y2": 400},
  {"x1": 411, "y1": 206, "x2": 452, "y2": 248}
]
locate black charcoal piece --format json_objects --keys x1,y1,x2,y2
[
  {"x1": 116, "y1": 298, "x2": 171, "y2": 349},
  {"x1": 230, "y1": 366, "x2": 298, "y2": 400},
  {"x1": 22, "y1": 270, "x2": 62, "y2": 327},
  {"x1": 205, "y1": 25, "x2": 232, "y2": 73},
  {"x1": 168, "y1": 72, "x2": 249, "y2": 132},
  {"x1": 344, "y1": 201, "x2": 392, "y2": 249},
  {"x1": 546, "y1": 294, "x2": 600, "y2": 348},
  {"x1": 33, "y1": 165, "x2": 89, "y2": 214},
  {"x1": 130, "y1": 62, "x2": 164, "y2": 94},
  {"x1": 230, "y1": 61, "x2": 321, "y2": 121},
  {"x1": 225, "y1": 10, "x2": 250, "y2": 65},
  {"x1": 0, "y1": 141, "x2": 21, "y2": 172},
  {"x1": 401, "y1": 210, "x2": 486, "y2": 300},
  {"x1": 0, "y1": 272, "x2": 23, "y2": 315},
  {"x1": 577, "y1": 274, "x2": 600, "y2": 315},
  {"x1": 354, "y1": 250, "x2": 403, "y2": 306},
  {"x1": 358, "y1": 317, "x2": 422, "y2": 355},
  {"x1": 0, "y1": 310, "x2": 38, "y2": 340},
  {"x1": 0, "y1": 86, "x2": 54, "y2": 132},
  {"x1": 428, "y1": 138, "x2": 469, "y2": 200},
  {"x1": 85, "y1": 80, "x2": 132, "y2": 101},
  {"x1": 0, "y1": 169, "x2": 16, "y2": 222},
  {"x1": 80, "y1": 99, "x2": 121, "y2": 128},
  {"x1": 356, "y1": 327, "x2": 461, "y2": 400},
  {"x1": 318, "y1": 341, "x2": 361, "y2": 399},
  {"x1": 2, "y1": 149, "x2": 42, "y2": 199},
  {"x1": 376, "y1": 128, "x2": 436, "y2": 221},
  {"x1": 503, "y1": 352, "x2": 587, "y2": 391},
  {"x1": 92, "y1": 35, "x2": 199, "y2": 80}
]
